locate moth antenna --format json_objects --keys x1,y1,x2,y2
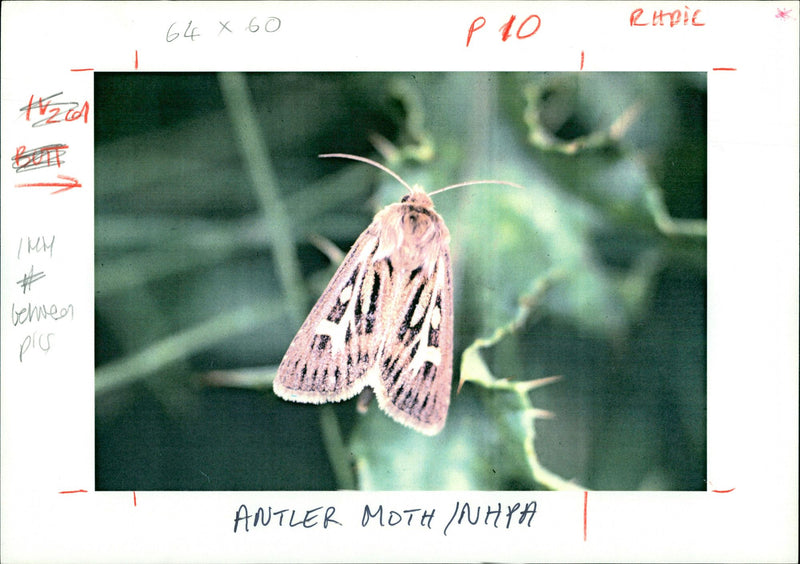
[
  {"x1": 428, "y1": 179, "x2": 524, "y2": 197},
  {"x1": 319, "y1": 153, "x2": 414, "y2": 194}
]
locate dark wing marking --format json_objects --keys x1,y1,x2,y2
[
  {"x1": 372, "y1": 252, "x2": 453, "y2": 435},
  {"x1": 274, "y1": 222, "x2": 386, "y2": 404}
]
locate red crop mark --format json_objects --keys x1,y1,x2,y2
[
  {"x1": 133, "y1": 491, "x2": 137, "y2": 506},
  {"x1": 712, "y1": 487, "x2": 736, "y2": 493},
  {"x1": 59, "y1": 489, "x2": 88, "y2": 494},
  {"x1": 583, "y1": 491, "x2": 588, "y2": 541},
  {"x1": 580, "y1": 51, "x2": 585, "y2": 70},
  {"x1": 135, "y1": 50, "x2": 139, "y2": 69},
  {"x1": 70, "y1": 68, "x2": 94, "y2": 72},
  {"x1": 712, "y1": 67, "x2": 737, "y2": 71}
]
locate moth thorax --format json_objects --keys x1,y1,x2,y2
[
  {"x1": 374, "y1": 198, "x2": 446, "y2": 274},
  {"x1": 399, "y1": 214, "x2": 440, "y2": 269}
]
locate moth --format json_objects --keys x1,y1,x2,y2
[{"x1": 274, "y1": 153, "x2": 519, "y2": 435}]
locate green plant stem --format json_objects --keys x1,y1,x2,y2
[
  {"x1": 319, "y1": 406, "x2": 357, "y2": 490},
  {"x1": 95, "y1": 304, "x2": 283, "y2": 395},
  {"x1": 217, "y1": 72, "x2": 306, "y2": 325}
]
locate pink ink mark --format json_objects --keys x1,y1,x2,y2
[{"x1": 775, "y1": 8, "x2": 793, "y2": 20}]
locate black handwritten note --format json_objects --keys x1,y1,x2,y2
[
  {"x1": 232, "y1": 500, "x2": 537, "y2": 537},
  {"x1": 8, "y1": 89, "x2": 88, "y2": 362},
  {"x1": 12, "y1": 235, "x2": 75, "y2": 362}
]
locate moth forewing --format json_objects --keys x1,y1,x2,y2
[
  {"x1": 273, "y1": 224, "x2": 382, "y2": 404},
  {"x1": 371, "y1": 249, "x2": 454, "y2": 435}
]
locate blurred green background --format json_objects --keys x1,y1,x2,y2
[{"x1": 95, "y1": 72, "x2": 706, "y2": 491}]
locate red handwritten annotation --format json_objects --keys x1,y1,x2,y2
[
  {"x1": 15, "y1": 174, "x2": 82, "y2": 195},
  {"x1": 21, "y1": 93, "x2": 89, "y2": 127},
  {"x1": 466, "y1": 7, "x2": 705, "y2": 50},
  {"x1": 13, "y1": 144, "x2": 68, "y2": 172},
  {"x1": 466, "y1": 14, "x2": 541, "y2": 47},
  {"x1": 630, "y1": 6, "x2": 705, "y2": 27}
]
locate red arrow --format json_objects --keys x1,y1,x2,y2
[{"x1": 15, "y1": 174, "x2": 82, "y2": 194}]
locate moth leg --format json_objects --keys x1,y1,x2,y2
[{"x1": 356, "y1": 387, "x2": 375, "y2": 414}]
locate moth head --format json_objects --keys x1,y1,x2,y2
[{"x1": 400, "y1": 185, "x2": 434, "y2": 208}]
